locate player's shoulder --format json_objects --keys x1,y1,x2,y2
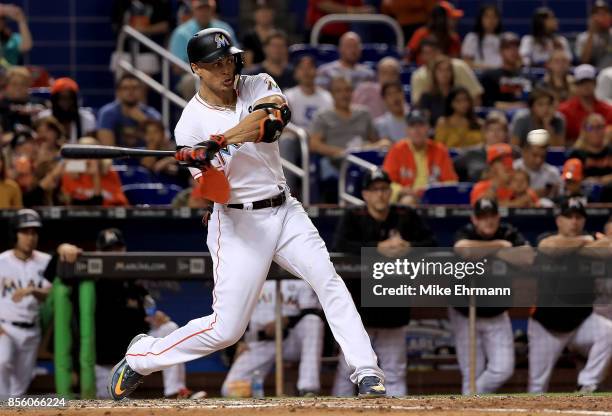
[
  {"x1": 238, "y1": 73, "x2": 281, "y2": 95},
  {"x1": 0, "y1": 250, "x2": 12, "y2": 260},
  {"x1": 33, "y1": 250, "x2": 52, "y2": 264}
]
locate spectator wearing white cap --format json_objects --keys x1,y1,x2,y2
[
  {"x1": 576, "y1": 0, "x2": 612, "y2": 69},
  {"x1": 510, "y1": 87, "x2": 566, "y2": 147},
  {"x1": 559, "y1": 64, "x2": 612, "y2": 143},
  {"x1": 513, "y1": 129, "x2": 562, "y2": 203}
]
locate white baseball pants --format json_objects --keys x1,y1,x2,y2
[
  {"x1": 125, "y1": 196, "x2": 383, "y2": 385},
  {"x1": 0, "y1": 323, "x2": 40, "y2": 398},
  {"x1": 528, "y1": 313, "x2": 612, "y2": 393},
  {"x1": 333, "y1": 326, "x2": 407, "y2": 397},
  {"x1": 448, "y1": 308, "x2": 515, "y2": 395},
  {"x1": 221, "y1": 314, "x2": 324, "y2": 395}
]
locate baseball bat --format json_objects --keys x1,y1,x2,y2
[{"x1": 60, "y1": 144, "x2": 176, "y2": 159}]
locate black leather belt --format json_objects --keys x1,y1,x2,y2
[
  {"x1": 228, "y1": 192, "x2": 286, "y2": 210},
  {"x1": 1, "y1": 319, "x2": 35, "y2": 329}
]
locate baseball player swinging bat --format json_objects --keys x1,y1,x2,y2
[{"x1": 106, "y1": 27, "x2": 386, "y2": 401}]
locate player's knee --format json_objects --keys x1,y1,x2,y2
[{"x1": 301, "y1": 314, "x2": 324, "y2": 331}]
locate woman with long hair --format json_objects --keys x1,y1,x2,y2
[
  {"x1": 37, "y1": 78, "x2": 96, "y2": 143},
  {"x1": 435, "y1": 87, "x2": 483, "y2": 148},
  {"x1": 0, "y1": 151, "x2": 22, "y2": 208},
  {"x1": 417, "y1": 56, "x2": 454, "y2": 125},
  {"x1": 406, "y1": 2, "x2": 462, "y2": 65},
  {"x1": 519, "y1": 7, "x2": 572, "y2": 67},
  {"x1": 538, "y1": 48, "x2": 575, "y2": 102},
  {"x1": 461, "y1": 4, "x2": 503, "y2": 69}
]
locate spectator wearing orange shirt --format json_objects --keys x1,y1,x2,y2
[
  {"x1": 559, "y1": 64, "x2": 612, "y2": 143},
  {"x1": 381, "y1": 0, "x2": 436, "y2": 43},
  {"x1": 0, "y1": 151, "x2": 22, "y2": 208},
  {"x1": 406, "y1": 2, "x2": 463, "y2": 65},
  {"x1": 383, "y1": 110, "x2": 457, "y2": 205},
  {"x1": 61, "y1": 138, "x2": 128, "y2": 206},
  {"x1": 470, "y1": 143, "x2": 515, "y2": 205}
]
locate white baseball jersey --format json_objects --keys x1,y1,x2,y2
[
  {"x1": 174, "y1": 73, "x2": 287, "y2": 204},
  {"x1": 248, "y1": 280, "x2": 320, "y2": 335},
  {"x1": 0, "y1": 250, "x2": 51, "y2": 323}
]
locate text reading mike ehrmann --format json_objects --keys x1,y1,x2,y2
[{"x1": 370, "y1": 258, "x2": 511, "y2": 297}]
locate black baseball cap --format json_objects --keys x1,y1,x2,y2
[
  {"x1": 473, "y1": 198, "x2": 499, "y2": 216},
  {"x1": 405, "y1": 109, "x2": 428, "y2": 126},
  {"x1": 96, "y1": 228, "x2": 126, "y2": 250},
  {"x1": 556, "y1": 197, "x2": 587, "y2": 218},
  {"x1": 362, "y1": 169, "x2": 391, "y2": 190}
]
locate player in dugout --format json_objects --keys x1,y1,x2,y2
[
  {"x1": 453, "y1": 198, "x2": 535, "y2": 394},
  {"x1": 0, "y1": 209, "x2": 80, "y2": 399},
  {"x1": 333, "y1": 169, "x2": 436, "y2": 396}
]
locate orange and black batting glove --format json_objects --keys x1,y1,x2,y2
[{"x1": 175, "y1": 135, "x2": 227, "y2": 167}]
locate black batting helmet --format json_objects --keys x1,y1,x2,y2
[
  {"x1": 187, "y1": 28, "x2": 244, "y2": 74},
  {"x1": 14, "y1": 209, "x2": 42, "y2": 230},
  {"x1": 9, "y1": 209, "x2": 42, "y2": 245}
]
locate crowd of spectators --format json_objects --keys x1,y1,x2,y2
[{"x1": 0, "y1": 0, "x2": 610, "y2": 210}]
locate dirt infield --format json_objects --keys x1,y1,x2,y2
[{"x1": 2, "y1": 395, "x2": 612, "y2": 416}]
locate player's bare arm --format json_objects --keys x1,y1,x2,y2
[
  {"x1": 454, "y1": 239, "x2": 512, "y2": 259},
  {"x1": 537, "y1": 234, "x2": 593, "y2": 256},
  {"x1": 222, "y1": 94, "x2": 289, "y2": 145}
]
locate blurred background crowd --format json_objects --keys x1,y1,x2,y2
[{"x1": 0, "y1": 0, "x2": 610, "y2": 210}]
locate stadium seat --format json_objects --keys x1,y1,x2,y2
[
  {"x1": 344, "y1": 150, "x2": 387, "y2": 197},
  {"x1": 122, "y1": 183, "x2": 183, "y2": 206},
  {"x1": 113, "y1": 164, "x2": 155, "y2": 185},
  {"x1": 316, "y1": 44, "x2": 339, "y2": 63},
  {"x1": 546, "y1": 147, "x2": 567, "y2": 168},
  {"x1": 288, "y1": 43, "x2": 318, "y2": 63},
  {"x1": 421, "y1": 183, "x2": 474, "y2": 205},
  {"x1": 361, "y1": 43, "x2": 400, "y2": 62}
]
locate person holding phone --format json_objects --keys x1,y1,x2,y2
[
  {"x1": 576, "y1": 0, "x2": 612, "y2": 69},
  {"x1": 60, "y1": 137, "x2": 128, "y2": 206},
  {"x1": 0, "y1": 4, "x2": 33, "y2": 66}
]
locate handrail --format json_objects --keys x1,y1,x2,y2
[
  {"x1": 116, "y1": 25, "x2": 194, "y2": 127},
  {"x1": 310, "y1": 14, "x2": 405, "y2": 50},
  {"x1": 115, "y1": 25, "x2": 311, "y2": 206},
  {"x1": 284, "y1": 123, "x2": 310, "y2": 205},
  {"x1": 338, "y1": 153, "x2": 379, "y2": 207},
  {"x1": 117, "y1": 25, "x2": 191, "y2": 72}
]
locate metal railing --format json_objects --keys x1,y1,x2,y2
[
  {"x1": 338, "y1": 153, "x2": 379, "y2": 207},
  {"x1": 282, "y1": 124, "x2": 310, "y2": 205},
  {"x1": 116, "y1": 25, "x2": 193, "y2": 127},
  {"x1": 310, "y1": 14, "x2": 405, "y2": 50},
  {"x1": 114, "y1": 25, "x2": 311, "y2": 205}
]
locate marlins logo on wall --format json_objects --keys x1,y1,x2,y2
[{"x1": 215, "y1": 33, "x2": 229, "y2": 49}]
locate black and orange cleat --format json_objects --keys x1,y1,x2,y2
[
  {"x1": 107, "y1": 334, "x2": 148, "y2": 400},
  {"x1": 358, "y1": 376, "x2": 386, "y2": 398}
]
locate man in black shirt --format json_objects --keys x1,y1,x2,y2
[
  {"x1": 530, "y1": 198, "x2": 612, "y2": 393},
  {"x1": 452, "y1": 198, "x2": 534, "y2": 394},
  {"x1": 480, "y1": 33, "x2": 532, "y2": 109},
  {"x1": 243, "y1": 30, "x2": 296, "y2": 90},
  {"x1": 333, "y1": 169, "x2": 435, "y2": 396}
]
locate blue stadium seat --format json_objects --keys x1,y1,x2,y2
[
  {"x1": 288, "y1": 44, "x2": 319, "y2": 64},
  {"x1": 361, "y1": 43, "x2": 400, "y2": 62},
  {"x1": 344, "y1": 150, "x2": 387, "y2": 197},
  {"x1": 583, "y1": 182, "x2": 603, "y2": 203},
  {"x1": 448, "y1": 148, "x2": 463, "y2": 160},
  {"x1": 546, "y1": 147, "x2": 567, "y2": 168},
  {"x1": 316, "y1": 44, "x2": 339, "y2": 63},
  {"x1": 122, "y1": 183, "x2": 183, "y2": 206},
  {"x1": 113, "y1": 164, "x2": 155, "y2": 185},
  {"x1": 421, "y1": 183, "x2": 474, "y2": 205}
]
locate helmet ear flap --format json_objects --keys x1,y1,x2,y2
[{"x1": 234, "y1": 53, "x2": 244, "y2": 76}]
